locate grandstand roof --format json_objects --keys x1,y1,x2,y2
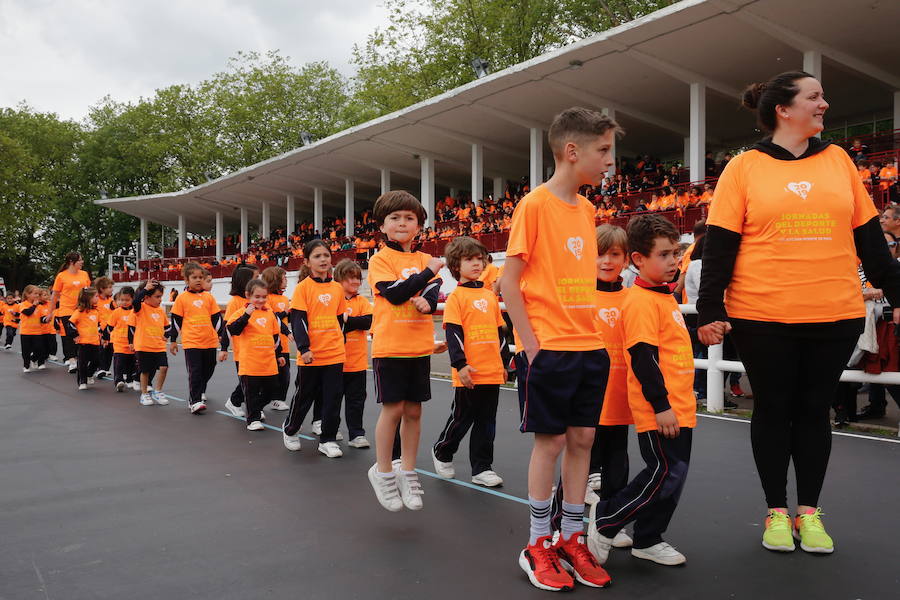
[{"x1": 97, "y1": 0, "x2": 900, "y2": 234}]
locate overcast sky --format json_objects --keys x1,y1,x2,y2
[{"x1": 0, "y1": 0, "x2": 390, "y2": 122}]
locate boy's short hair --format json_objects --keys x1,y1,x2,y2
[
  {"x1": 595, "y1": 224, "x2": 628, "y2": 256},
  {"x1": 93, "y1": 276, "x2": 113, "y2": 291},
  {"x1": 333, "y1": 259, "x2": 362, "y2": 282},
  {"x1": 627, "y1": 214, "x2": 680, "y2": 257},
  {"x1": 116, "y1": 286, "x2": 135, "y2": 298},
  {"x1": 444, "y1": 236, "x2": 488, "y2": 281},
  {"x1": 548, "y1": 107, "x2": 622, "y2": 158},
  {"x1": 373, "y1": 190, "x2": 427, "y2": 226},
  {"x1": 182, "y1": 262, "x2": 203, "y2": 279}
]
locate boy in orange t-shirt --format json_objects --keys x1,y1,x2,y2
[
  {"x1": 18, "y1": 285, "x2": 47, "y2": 371},
  {"x1": 107, "y1": 286, "x2": 138, "y2": 392},
  {"x1": 334, "y1": 259, "x2": 373, "y2": 448},
  {"x1": 503, "y1": 108, "x2": 617, "y2": 591},
  {"x1": 432, "y1": 237, "x2": 507, "y2": 487},
  {"x1": 588, "y1": 214, "x2": 694, "y2": 568},
  {"x1": 3, "y1": 294, "x2": 20, "y2": 349}
]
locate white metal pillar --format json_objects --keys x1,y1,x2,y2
[
  {"x1": 471, "y1": 143, "x2": 484, "y2": 204},
  {"x1": 345, "y1": 178, "x2": 355, "y2": 237},
  {"x1": 689, "y1": 82, "x2": 706, "y2": 183},
  {"x1": 529, "y1": 127, "x2": 543, "y2": 189},
  {"x1": 286, "y1": 194, "x2": 295, "y2": 234},
  {"x1": 602, "y1": 108, "x2": 616, "y2": 178},
  {"x1": 420, "y1": 156, "x2": 435, "y2": 229},
  {"x1": 895, "y1": 91, "x2": 900, "y2": 135},
  {"x1": 177, "y1": 215, "x2": 186, "y2": 259},
  {"x1": 240, "y1": 208, "x2": 248, "y2": 254},
  {"x1": 380, "y1": 169, "x2": 391, "y2": 195},
  {"x1": 684, "y1": 137, "x2": 691, "y2": 168},
  {"x1": 139, "y1": 218, "x2": 148, "y2": 261},
  {"x1": 493, "y1": 177, "x2": 503, "y2": 201},
  {"x1": 803, "y1": 50, "x2": 822, "y2": 80},
  {"x1": 314, "y1": 188, "x2": 323, "y2": 234},
  {"x1": 260, "y1": 201, "x2": 270, "y2": 240},
  {"x1": 215, "y1": 211, "x2": 223, "y2": 261}
]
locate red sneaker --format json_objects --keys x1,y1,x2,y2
[
  {"x1": 730, "y1": 383, "x2": 745, "y2": 397},
  {"x1": 519, "y1": 535, "x2": 575, "y2": 592},
  {"x1": 555, "y1": 533, "x2": 612, "y2": 588}
]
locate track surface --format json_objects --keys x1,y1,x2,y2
[{"x1": 1, "y1": 350, "x2": 897, "y2": 599}]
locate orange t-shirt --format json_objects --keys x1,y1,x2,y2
[
  {"x1": 69, "y1": 308, "x2": 103, "y2": 346},
  {"x1": 97, "y1": 296, "x2": 114, "y2": 325},
  {"x1": 622, "y1": 285, "x2": 696, "y2": 432},
  {"x1": 224, "y1": 295, "x2": 246, "y2": 355},
  {"x1": 18, "y1": 301, "x2": 44, "y2": 336},
  {"x1": 506, "y1": 185, "x2": 602, "y2": 351},
  {"x1": 880, "y1": 166, "x2": 898, "y2": 190},
  {"x1": 596, "y1": 287, "x2": 633, "y2": 426},
  {"x1": 343, "y1": 293, "x2": 373, "y2": 373},
  {"x1": 367, "y1": 246, "x2": 439, "y2": 358},
  {"x1": 108, "y1": 307, "x2": 135, "y2": 354},
  {"x1": 3, "y1": 303, "x2": 20, "y2": 329},
  {"x1": 443, "y1": 283, "x2": 506, "y2": 387},
  {"x1": 171, "y1": 291, "x2": 220, "y2": 349},
  {"x1": 707, "y1": 145, "x2": 877, "y2": 323},
  {"x1": 680, "y1": 241, "x2": 696, "y2": 276},
  {"x1": 52, "y1": 270, "x2": 90, "y2": 317},
  {"x1": 39, "y1": 303, "x2": 54, "y2": 334},
  {"x1": 133, "y1": 304, "x2": 169, "y2": 353},
  {"x1": 227, "y1": 307, "x2": 280, "y2": 376},
  {"x1": 267, "y1": 293, "x2": 291, "y2": 354},
  {"x1": 290, "y1": 278, "x2": 346, "y2": 366},
  {"x1": 478, "y1": 262, "x2": 500, "y2": 290}
]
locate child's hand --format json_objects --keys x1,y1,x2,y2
[
  {"x1": 145, "y1": 280, "x2": 157, "y2": 291},
  {"x1": 411, "y1": 296, "x2": 430, "y2": 313},
  {"x1": 277, "y1": 356, "x2": 286, "y2": 367},
  {"x1": 698, "y1": 321, "x2": 731, "y2": 346},
  {"x1": 523, "y1": 344, "x2": 540, "y2": 364},
  {"x1": 126, "y1": 344, "x2": 134, "y2": 353},
  {"x1": 101, "y1": 339, "x2": 108, "y2": 348},
  {"x1": 218, "y1": 351, "x2": 228, "y2": 362},
  {"x1": 655, "y1": 409, "x2": 680, "y2": 439},
  {"x1": 458, "y1": 365, "x2": 477, "y2": 389},
  {"x1": 73, "y1": 336, "x2": 81, "y2": 344},
  {"x1": 168, "y1": 341, "x2": 179, "y2": 355},
  {"x1": 427, "y1": 257, "x2": 444, "y2": 273},
  {"x1": 244, "y1": 304, "x2": 256, "y2": 315},
  {"x1": 301, "y1": 350, "x2": 314, "y2": 364},
  {"x1": 433, "y1": 340, "x2": 448, "y2": 354}
]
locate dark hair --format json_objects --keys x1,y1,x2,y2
[
  {"x1": 690, "y1": 234, "x2": 705, "y2": 261},
  {"x1": 75, "y1": 287, "x2": 97, "y2": 312},
  {"x1": 116, "y1": 286, "x2": 135, "y2": 299},
  {"x1": 297, "y1": 264, "x2": 311, "y2": 282},
  {"x1": 229, "y1": 266, "x2": 257, "y2": 297},
  {"x1": 741, "y1": 71, "x2": 815, "y2": 132},
  {"x1": 141, "y1": 280, "x2": 165, "y2": 295},
  {"x1": 58, "y1": 251, "x2": 82, "y2": 273},
  {"x1": 333, "y1": 259, "x2": 362, "y2": 282},
  {"x1": 548, "y1": 107, "x2": 623, "y2": 157},
  {"x1": 245, "y1": 278, "x2": 267, "y2": 297},
  {"x1": 373, "y1": 190, "x2": 426, "y2": 226},
  {"x1": 260, "y1": 266, "x2": 287, "y2": 294},
  {"x1": 182, "y1": 261, "x2": 203, "y2": 280},
  {"x1": 627, "y1": 214, "x2": 680, "y2": 257},
  {"x1": 304, "y1": 239, "x2": 331, "y2": 260},
  {"x1": 444, "y1": 236, "x2": 488, "y2": 281}
]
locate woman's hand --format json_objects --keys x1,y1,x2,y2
[{"x1": 698, "y1": 321, "x2": 732, "y2": 346}]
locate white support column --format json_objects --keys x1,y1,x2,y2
[
  {"x1": 286, "y1": 194, "x2": 295, "y2": 234},
  {"x1": 380, "y1": 169, "x2": 391, "y2": 195},
  {"x1": 493, "y1": 177, "x2": 503, "y2": 201},
  {"x1": 684, "y1": 137, "x2": 691, "y2": 168},
  {"x1": 215, "y1": 211, "x2": 224, "y2": 261},
  {"x1": 449, "y1": 187, "x2": 458, "y2": 200},
  {"x1": 420, "y1": 156, "x2": 435, "y2": 229},
  {"x1": 239, "y1": 208, "x2": 248, "y2": 254},
  {"x1": 893, "y1": 91, "x2": 900, "y2": 134},
  {"x1": 529, "y1": 127, "x2": 543, "y2": 189},
  {"x1": 803, "y1": 50, "x2": 822, "y2": 80},
  {"x1": 177, "y1": 214, "x2": 186, "y2": 259},
  {"x1": 314, "y1": 188, "x2": 323, "y2": 234},
  {"x1": 260, "y1": 201, "x2": 270, "y2": 240},
  {"x1": 602, "y1": 108, "x2": 617, "y2": 177},
  {"x1": 345, "y1": 178, "x2": 355, "y2": 237},
  {"x1": 471, "y1": 143, "x2": 484, "y2": 204},
  {"x1": 139, "y1": 218, "x2": 148, "y2": 261},
  {"x1": 689, "y1": 82, "x2": 706, "y2": 183}
]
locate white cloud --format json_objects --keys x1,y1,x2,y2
[{"x1": 0, "y1": 0, "x2": 390, "y2": 122}]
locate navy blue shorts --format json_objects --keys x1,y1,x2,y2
[
  {"x1": 515, "y1": 349, "x2": 609, "y2": 434},
  {"x1": 135, "y1": 351, "x2": 168, "y2": 374},
  {"x1": 373, "y1": 356, "x2": 431, "y2": 404}
]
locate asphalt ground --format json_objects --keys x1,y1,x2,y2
[{"x1": 0, "y1": 349, "x2": 898, "y2": 599}]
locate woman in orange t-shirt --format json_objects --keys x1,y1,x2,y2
[
  {"x1": 697, "y1": 71, "x2": 900, "y2": 554},
  {"x1": 50, "y1": 251, "x2": 91, "y2": 371}
]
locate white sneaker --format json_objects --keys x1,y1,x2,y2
[
  {"x1": 224, "y1": 398, "x2": 246, "y2": 418},
  {"x1": 612, "y1": 530, "x2": 633, "y2": 548},
  {"x1": 431, "y1": 447, "x2": 455, "y2": 479},
  {"x1": 201, "y1": 393, "x2": 208, "y2": 402},
  {"x1": 116, "y1": 381, "x2": 125, "y2": 392},
  {"x1": 246, "y1": 421, "x2": 264, "y2": 431},
  {"x1": 395, "y1": 468, "x2": 424, "y2": 510},
  {"x1": 23, "y1": 367, "x2": 31, "y2": 373},
  {"x1": 259, "y1": 410, "x2": 266, "y2": 421},
  {"x1": 49, "y1": 354, "x2": 58, "y2": 361},
  {"x1": 87, "y1": 377, "x2": 95, "y2": 385},
  {"x1": 631, "y1": 542, "x2": 686, "y2": 566},
  {"x1": 588, "y1": 472, "x2": 603, "y2": 491},
  {"x1": 348, "y1": 436, "x2": 370, "y2": 448},
  {"x1": 391, "y1": 458, "x2": 402, "y2": 470},
  {"x1": 336, "y1": 430, "x2": 343, "y2": 441},
  {"x1": 77, "y1": 383, "x2": 87, "y2": 390},
  {"x1": 130, "y1": 381, "x2": 141, "y2": 391},
  {"x1": 311, "y1": 420, "x2": 322, "y2": 435},
  {"x1": 270, "y1": 400, "x2": 289, "y2": 411},
  {"x1": 94, "y1": 370, "x2": 107, "y2": 378},
  {"x1": 585, "y1": 485, "x2": 600, "y2": 505},
  {"x1": 586, "y1": 503, "x2": 613, "y2": 564},
  {"x1": 283, "y1": 432, "x2": 301, "y2": 451},
  {"x1": 471, "y1": 470, "x2": 503, "y2": 487},
  {"x1": 140, "y1": 393, "x2": 154, "y2": 406},
  {"x1": 318, "y1": 441, "x2": 343, "y2": 458},
  {"x1": 367, "y1": 464, "x2": 403, "y2": 512},
  {"x1": 4, "y1": 344, "x2": 10, "y2": 350},
  {"x1": 37, "y1": 364, "x2": 47, "y2": 370},
  {"x1": 189, "y1": 401, "x2": 207, "y2": 414},
  {"x1": 151, "y1": 391, "x2": 169, "y2": 405},
  {"x1": 68, "y1": 365, "x2": 77, "y2": 374}
]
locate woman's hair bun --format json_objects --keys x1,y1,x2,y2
[{"x1": 741, "y1": 82, "x2": 766, "y2": 110}]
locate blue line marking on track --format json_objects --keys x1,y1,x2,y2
[{"x1": 414, "y1": 468, "x2": 530, "y2": 505}]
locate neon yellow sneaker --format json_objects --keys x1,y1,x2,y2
[
  {"x1": 794, "y1": 508, "x2": 834, "y2": 554},
  {"x1": 762, "y1": 509, "x2": 795, "y2": 552}
]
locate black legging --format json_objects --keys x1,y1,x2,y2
[
  {"x1": 730, "y1": 326, "x2": 856, "y2": 508},
  {"x1": 56, "y1": 316, "x2": 77, "y2": 361}
]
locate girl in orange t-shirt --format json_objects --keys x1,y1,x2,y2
[
  {"x1": 66, "y1": 287, "x2": 105, "y2": 390},
  {"x1": 3, "y1": 295, "x2": 20, "y2": 349},
  {"x1": 39, "y1": 288, "x2": 57, "y2": 361},
  {"x1": 334, "y1": 259, "x2": 373, "y2": 447},
  {"x1": 18, "y1": 285, "x2": 47, "y2": 371},
  {"x1": 107, "y1": 286, "x2": 138, "y2": 391},
  {"x1": 50, "y1": 251, "x2": 90, "y2": 371},
  {"x1": 261, "y1": 266, "x2": 293, "y2": 412},
  {"x1": 221, "y1": 265, "x2": 259, "y2": 419},
  {"x1": 93, "y1": 276, "x2": 115, "y2": 379}
]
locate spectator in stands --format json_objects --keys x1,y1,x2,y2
[
  {"x1": 847, "y1": 138, "x2": 868, "y2": 162},
  {"x1": 880, "y1": 157, "x2": 898, "y2": 203},
  {"x1": 880, "y1": 205, "x2": 900, "y2": 238}
]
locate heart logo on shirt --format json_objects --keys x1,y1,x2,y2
[
  {"x1": 72, "y1": 281, "x2": 81, "y2": 286},
  {"x1": 255, "y1": 317, "x2": 268, "y2": 327},
  {"x1": 566, "y1": 237, "x2": 584, "y2": 260},
  {"x1": 473, "y1": 299, "x2": 488, "y2": 313},
  {"x1": 318, "y1": 294, "x2": 332, "y2": 306},
  {"x1": 672, "y1": 310, "x2": 686, "y2": 329},
  {"x1": 785, "y1": 181, "x2": 812, "y2": 200},
  {"x1": 89, "y1": 315, "x2": 97, "y2": 321},
  {"x1": 151, "y1": 313, "x2": 160, "y2": 321},
  {"x1": 278, "y1": 302, "x2": 286, "y2": 310},
  {"x1": 192, "y1": 299, "x2": 203, "y2": 308},
  {"x1": 598, "y1": 307, "x2": 620, "y2": 328},
  {"x1": 401, "y1": 267, "x2": 420, "y2": 280}
]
